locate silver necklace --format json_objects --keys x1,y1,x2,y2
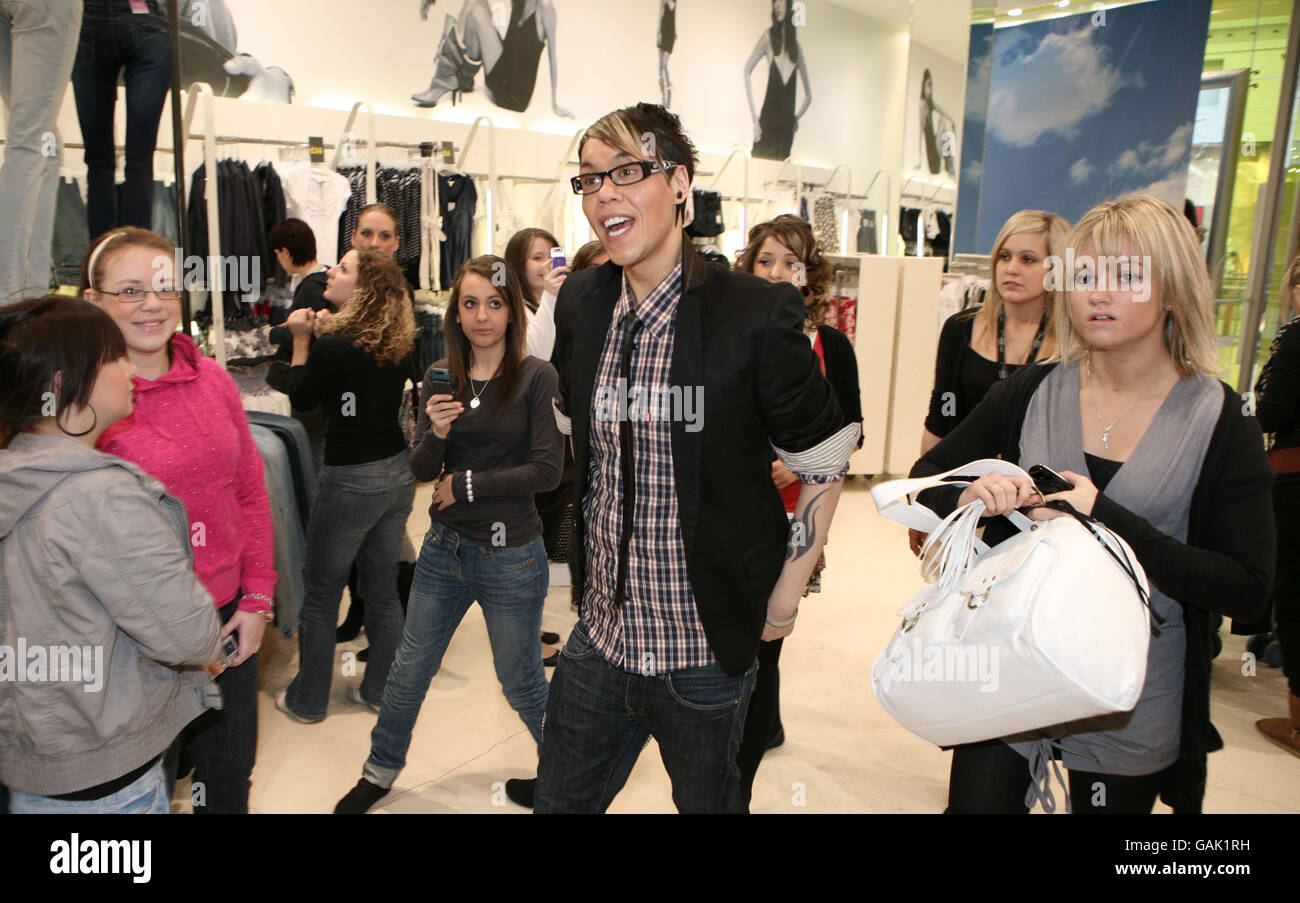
[
  {"x1": 468, "y1": 375, "x2": 491, "y2": 409},
  {"x1": 1086, "y1": 356, "x2": 1141, "y2": 451}
]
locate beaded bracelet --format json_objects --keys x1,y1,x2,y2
[{"x1": 466, "y1": 469, "x2": 475, "y2": 503}]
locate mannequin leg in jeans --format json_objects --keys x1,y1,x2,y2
[
  {"x1": 117, "y1": 8, "x2": 171, "y2": 230},
  {"x1": 0, "y1": 0, "x2": 82, "y2": 303},
  {"x1": 71, "y1": 3, "x2": 120, "y2": 238}
]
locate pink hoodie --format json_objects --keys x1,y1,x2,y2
[{"x1": 99, "y1": 333, "x2": 276, "y2": 612}]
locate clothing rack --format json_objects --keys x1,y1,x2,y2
[{"x1": 181, "y1": 82, "x2": 227, "y2": 367}]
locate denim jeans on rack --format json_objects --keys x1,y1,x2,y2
[
  {"x1": 0, "y1": 0, "x2": 82, "y2": 303},
  {"x1": 362, "y1": 523, "x2": 550, "y2": 789},
  {"x1": 72, "y1": 0, "x2": 171, "y2": 238},
  {"x1": 285, "y1": 449, "x2": 415, "y2": 721}
]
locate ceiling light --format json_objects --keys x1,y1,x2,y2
[
  {"x1": 1007, "y1": 8, "x2": 1024, "y2": 16},
  {"x1": 1056, "y1": 0, "x2": 1070, "y2": 7}
]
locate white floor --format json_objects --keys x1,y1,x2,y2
[{"x1": 216, "y1": 478, "x2": 1299, "y2": 814}]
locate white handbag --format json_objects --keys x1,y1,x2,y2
[{"x1": 869, "y1": 459, "x2": 1156, "y2": 748}]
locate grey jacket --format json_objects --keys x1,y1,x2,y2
[{"x1": 0, "y1": 433, "x2": 223, "y2": 796}]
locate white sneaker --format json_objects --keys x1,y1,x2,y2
[{"x1": 348, "y1": 685, "x2": 381, "y2": 713}]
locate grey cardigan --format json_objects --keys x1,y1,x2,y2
[{"x1": 0, "y1": 433, "x2": 223, "y2": 796}]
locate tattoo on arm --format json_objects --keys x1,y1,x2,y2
[{"x1": 785, "y1": 487, "x2": 829, "y2": 562}]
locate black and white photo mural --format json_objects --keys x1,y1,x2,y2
[
  {"x1": 412, "y1": 0, "x2": 572, "y2": 116},
  {"x1": 743, "y1": 0, "x2": 811, "y2": 162},
  {"x1": 916, "y1": 69, "x2": 956, "y2": 176},
  {"x1": 657, "y1": 0, "x2": 676, "y2": 107},
  {"x1": 165, "y1": 0, "x2": 294, "y2": 101}
]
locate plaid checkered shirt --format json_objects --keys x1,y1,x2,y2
[{"x1": 580, "y1": 262, "x2": 717, "y2": 673}]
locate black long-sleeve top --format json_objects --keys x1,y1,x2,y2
[
  {"x1": 269, "y1": 334, "x2": 409, "y2": 466},
  {"x1": 910, "y1": 362, "x2": 1275, "y2": 813},
  {"x1": 1256, "y1": 318, "x2": 1300, "y2": 449},
  {"x1": 410, "y1": 356, "x2": 562, "y2": 545},
  {"x1": 925, "y1": 309, "x2": 1032, "y2": 438},
  {"x1": 269, "y1": 270, "x2": 330, "y2": 356}
]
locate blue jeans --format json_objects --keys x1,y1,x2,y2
[
  {"x1": 285, "y1": 449, "x2": 415, "y2": 720},
  {"x1": 71, "y1": 0, "x2": 171, "y2": 237},
  {"x1": 363, "y1": 522, "x2": 549, "y2": 788},
  {"x1": 535, "y1": 621, "x2": 757, "y2": 813},
  {"x1": 9, "y1": 760, "x2": 168, "y2": 814}
]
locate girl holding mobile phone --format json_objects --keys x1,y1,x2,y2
[{"x1": 335, "y1": 255, "x2": 561, "y2": 814}]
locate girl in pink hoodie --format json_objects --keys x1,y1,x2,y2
[{"x1": 85, "y1": 228, "x2": 275, "y2": 814}]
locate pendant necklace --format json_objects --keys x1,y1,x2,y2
[
  {"x1": 469, "y1": 376, "x2": 490, "y2": 409},
  {"x1": 1086, "y1": 356, "x2": 1140, "y2": 451}
]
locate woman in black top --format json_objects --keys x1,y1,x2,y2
[
  {"x1": 1253, "y1": 254, "x2": 1300, "y2": 756},
  {"x1": 913, "y1": 210, "x2": 1069, "y2": 554},
  {"x1": 910, "y1": 195, "x2": 1274, "y2": 813},
  {"x1": 335, "y1": 255, "x2": 562, "y2": 814},
  {"x1": 734, "y1": 214, "x2": 863, "y2": 810},
  {"x1": 744, "y1": 0, "x2": 810, "y2": 161},
  {"x1": 274, "y1": 249, "x2": 418, "y2": 723}
]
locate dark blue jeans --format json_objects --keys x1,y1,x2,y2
[
  {"x1": 164, "y1": 597, "x2": 258, "y2": 814},
  {"x1": 286, "y1": 449, "x2": 415, "y2": 720},
  {"x1": 535, "y1": 621, "x2": 757, "y2": 813},
  {"x1": 71, "y1": 0, "x2": 171, "y2": 237},
  {"x1": 362, "y1": 522, "x2": 549, "y2": 788}
]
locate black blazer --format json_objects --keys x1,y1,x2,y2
[{"x1": 552, "y1": 236, "x2": 845, "y2": 676}]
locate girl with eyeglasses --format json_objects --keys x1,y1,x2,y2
[{"x1": 84, "y1": 227, "x2": 276, "y2": 814}]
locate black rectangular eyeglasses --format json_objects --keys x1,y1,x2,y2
[{"x1": 571, "y1": 160, "x2": 679, "y2": 195}]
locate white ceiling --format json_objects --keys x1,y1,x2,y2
[{"x1": 825, "y1": 0, "x2": 974, "y2": 64}]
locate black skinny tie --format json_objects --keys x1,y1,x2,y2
[{"x1": 614, "y1": 311, "x2": 643, "y2": 608}]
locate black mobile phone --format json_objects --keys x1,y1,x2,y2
[
  {"x1": 427, "y1": 367, "x2": 453, "y2": 397},
  {"x1": 1028, "y1": 464, "x2": 1074, "y2": 496}
]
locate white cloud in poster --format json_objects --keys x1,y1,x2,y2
[
  {"x1": 1115, "y1": 122, "x2": 1194, "y2": 173},
  {"x1": 986, "y1": 30, "x2": 1125, "y2": 147},
  {"x1": 1129, "y1": 171, "x2": 1189, "y2": 207},
  {"x1": 1069, "y1": 159, "x2": 1093, "y2": 184}
]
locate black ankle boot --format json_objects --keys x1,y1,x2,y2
[
  {"x1": 504, "y1": 778, "x2": 535, "y2": 809},
  {"x1": 337, "y1": 597, "x2": 364, "y2": 643},
  {"x1": 334, "y1": 778, "x2": 388, "y2": 814}
]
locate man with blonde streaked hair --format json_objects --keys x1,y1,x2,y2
[{"x1": 536, "y1": 103, "x2": 859, "y2": 813}]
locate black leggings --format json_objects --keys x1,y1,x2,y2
[
  {"x1": 1273, "y1": 475, "x2": 1300, "y2": 696},
  {"x1": 946, "y1": 738, "x2": 1164, "y2": 814}
]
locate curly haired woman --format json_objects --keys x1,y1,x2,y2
[{"x1": 274, "y1": 248, "x2": 418, "y2": 723}]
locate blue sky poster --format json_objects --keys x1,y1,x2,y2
[{"x1": 973, "y1": 0, "x2": 1212, "y2": 253}]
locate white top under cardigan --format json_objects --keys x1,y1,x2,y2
[{"x1": 524, "y1": 289, "x2": 558, "y2": 360}]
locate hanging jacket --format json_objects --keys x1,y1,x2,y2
[{"x1": 0, "y1": 433, "x2": 222, "y2": 796}]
